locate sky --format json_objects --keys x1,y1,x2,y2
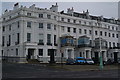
[{"x1": 1, "y1": 2, "x2": 119, "y2": 19}]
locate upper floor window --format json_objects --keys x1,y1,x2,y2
[
  {"x1": 27, "y1": 22, "x2": 31, "y2": 28},
  {"x1": 112, "y1": 26, "x2": 114, "y2": 30},
  {"x1": 18, "y1": 21, "x2": 20, "y2": 28},
  {"x1": 68, "y1": 19, "x2": 70, "y2": 22},
  {"x1": 47, "y1": 23, "x2": 51, "y2": 29},
  {"x1": 84, "y1": 21, "x2": 86, "y2": 25},
  {"x1": 79, "y1": 29, "x2": 82, "y2": 34},
  {"x1": 61, "y1": 26, "x2": 64, "y2": 31},
  {"x1": 116, "y1": 27, "x2": 118, "y2": 31},
  {"x1": 100, "y1": 31, "x2": 102, "y2": 36},
  {"x1": 79, "y1": 21, "x2": 81, "y2": 24},
  {"x1": 47, "y1": 14, "x2": 51, "y2": 19},
  {"x1": 109, "y1": 33, "x2": 111, "y2": 37},
  {"x1": 89, "y1": 30, "x2": 92, "y2": 34},
  {"x1": 27, "y1": 13, "x2": 31, "y2": 16},
  {"x1": 95, "y1": 23, "x2": 97, "y2": 26},
  {"x1": 54, "y1": 25, "x2": 56, "y2": 30},
  {"x1": 3, "y1": 18, "x2": 5, "y2": 21},
  {"x1": 73, "y1": 28, "x2": 76, "y2": 33},
  {"x1": 112, "y1": 33, "x2": 115, "y2": 37},
  {"x1": 47, "y1": 34, "x2": 51, "y2": 44},
  {"x1": 2, "y1": 36, "x2": 5, "y2": 46},
  {"x1": 105, "y1": 32, "x2": 107, "y2": 36},
  {"x1": 39, "y1": 23, "x2": 43, "y2": 28},
  {"x1": 2, "y1": 26, "x2": 5, "y2": 32},
  {"x1": 39, "y1": 14, "x2": 43, "y2": 18},
  {"x1": 113, "y1": 42, "x2": 115, "y2": 47},
  {"x1": 39, "y1": 33, "x2": 44, "y2": 43},
  {"x1": 9, "y1": 16, "x2": 11, "y2": 19},
  {"x1": 54, "y1": 16, "x2": 56, "y2": 20},
  {"x1": 116, "y1": 34, "x2": 118, "y2": 38},
  {"x1": 84, "y1": 29, "x2": 87, "y2": 34},
  {"x1": 108, "y1": 26, "x2": 110, "y2": 29},
  {"x1": 9, "y1": 25, "x2": 11, "y2": 31},
  {"x1": 54, "y1": 35, "x2": 57, "y2": 44},
  {"x1": 67, "y1": 27, "x2": 70, "y2": 32},
  {"x1": 109, "y1": 42, "x2": 111, "y2": 47},
  {"x1": 95, "y1": 31, "x2": 98, "y2": 35},
  {"x1": 89, "y1": 22, "x2": 92, "y2": 25},
  {"x1": 27, "y1": 33, "x2": 31, "y2": 42},
  {"x1": 73, "y1": 20, "x2": 76, "y2": 23},
  {"x1": 61, "y1": 18, "x2": 64, "y2": 21}
]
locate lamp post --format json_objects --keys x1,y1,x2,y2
[{"x1": 98, "y1": 20, "x2": 103, "y2": 70}]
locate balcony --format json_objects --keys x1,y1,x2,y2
[{"x1": 24, "y1": 42, "x2": 38, "y2": 46}]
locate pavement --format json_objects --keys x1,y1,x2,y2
[{"x1": 2, "y1": 62, "x2": 120, "y2": 80}]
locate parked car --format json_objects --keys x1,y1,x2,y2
[
  {"x1": 85, "y1": 58, "x2": 94, "y2": 64},
  {"x1": 66, "y1": 58, "x2": 75, "y2": 65},
  {"x1": 75, "y1": 57, "x2": 86, "y2": 64},
  {"x1": 117, "y1": 58, "x2": 120, "y2": 64},
  {"x1": 105, "y1": 59, "x2": 114, "y2": 65}
]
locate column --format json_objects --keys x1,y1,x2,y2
[
  {"x1": 103, "y1": 51, "x2": 107, "y2": 61},
  {"x1": 25, "y1": 48, "x2": 28, "y2": 56},
  {"x1": 65, "y1": 49, "x2": 68, "y2": 59},
  {"x1": 88, "y1": 51, "x2": 91, "y2": 59},
  {"x1": 43, "y1": 48, "x2": 48, "y2": 63},
  {"x1": 84, "y1": 51, "x2": 86, "y2": 58},
  {"x1": 35, "y1": 48, "x2": 38, "y2": 59},
  {"x1": 71, "y1": 49, "x2": 74, "y2": 59}
]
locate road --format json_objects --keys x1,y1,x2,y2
[{"x1": 2, "y1": 62, "x2": 120, "y2": 79}]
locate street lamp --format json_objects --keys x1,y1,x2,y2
[{"x1": 98, "y1": 20, "x2": 103, "y2": 70}]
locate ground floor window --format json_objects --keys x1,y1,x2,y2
[
  {"x1": 16, "y1": 48, "x2": 18, "y2": 56},
  {"x1": 38, "y1": 49, "x2": 43, "y2": 56}
]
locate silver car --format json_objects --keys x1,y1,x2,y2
[{"x1": 85, "y1": 58, "x2": 94, "y2": 64}]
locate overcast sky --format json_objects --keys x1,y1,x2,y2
[{"x1": 1, "y1": 2, "x2": 118, "y2": 19}]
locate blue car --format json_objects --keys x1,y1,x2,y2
[
  {"x1": 66, "y1": 58, "x2": 75, "y2": 65},
  {"x1": 75, "y1": 57, "x2": 86, "y2": 64}
]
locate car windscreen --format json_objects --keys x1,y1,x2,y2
[
  {"x1": 76, "y1": 58, "x2": 85, "y2": 60},
  {"x1": 86, "y1": 59, "x2": 92, "y2": 61}
]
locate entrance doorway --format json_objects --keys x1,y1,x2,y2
[
  {"x1": 114, "y1": 52, "x2": 118, "y2": 63},
  {"x1": 48, "y1": 49, "x2": 55, "y2": 63},
  {"x1": 68, "y1": 49, "x2": 72, "y2": 58},
  {"x1": 27, "y1": 49, "x2": 35, "y2": 59},
  {"x1": 94, "y1": 52, "x2": 99, "y2": 63}
]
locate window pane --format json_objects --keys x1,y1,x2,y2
[
  {"x1": 27, "y1": 33, "x2": 31, "y2": 42},
  {"x1": 39, "y1": 23, "x2": 43, "y2": 28},
  {"x1": 47, "y1": 24, "x2": 51, "y2": 29},
  {"x1": 27, "y1": 22, "x2": 31, "y2": 28},
  {"x1": 38, "y1": 49, "x2": 43, "y2": 56}
]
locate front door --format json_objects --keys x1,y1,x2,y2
[
  {"x1": 94, "y1": 52, "x2": 99, "y2": 63},
  {"x1": 114, "y1": 52, "x2": 118, "y2": 63},
  {"x1": 28, "y1": 49, "x2": 34, "y2": 59},
  {"x1": 48, "y1": 49, "x2": 55, "y2": 63},
  {"x1": 68, "y1": 49, "x2": 72, "y2": 58}
]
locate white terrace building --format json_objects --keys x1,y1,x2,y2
[{"x1": 1, "y1": 3, "x2": 120, "y2": 63}]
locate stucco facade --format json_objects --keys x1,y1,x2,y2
[{"x1": 1, "y1": 3, "x2": 120, "y2": 63}]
